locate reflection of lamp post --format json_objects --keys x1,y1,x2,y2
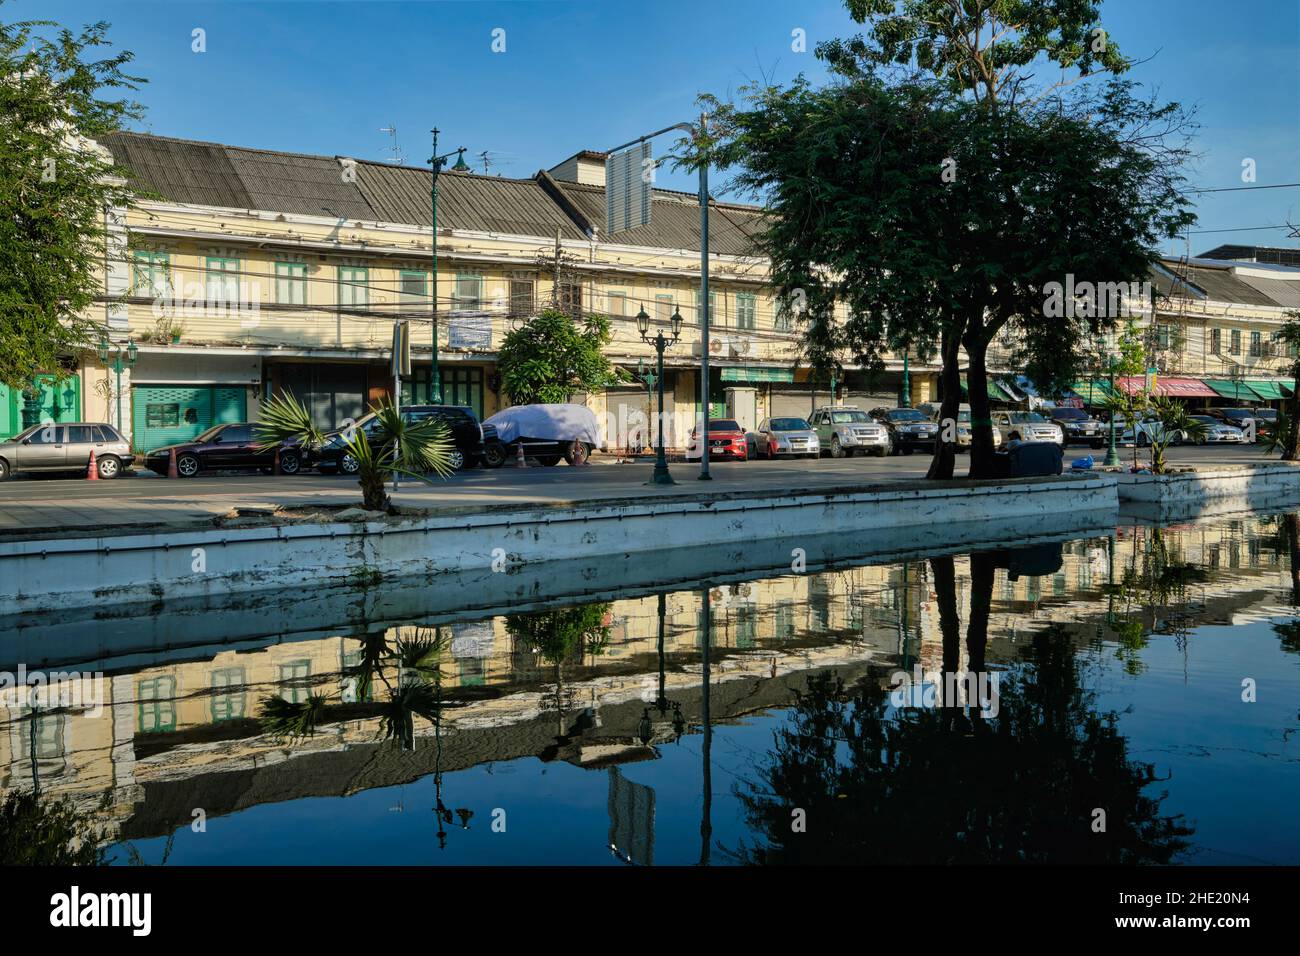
[
  {"x1": 636, "y1": 306, "x2": 682, "y2": 486},
  {"x1": 1104, "y1": 353, "x2": 1121, "y2": 467},
  {"x1": 697, "y1": 585, "x2": 712, "y2": 866},
  {"x1": 638, "y1": 592, "x2": 686, "y2": 744},
  {"x1": 97, "y1": 336, "x2": 139, "y2": 432}
]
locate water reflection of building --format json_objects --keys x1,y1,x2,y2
[
  {"x1": 2, "y1": 515, "x2": 1295, "y2": 846},
  {"x1": 607, "y1": 767, "x2": 655, "y2": 867}
]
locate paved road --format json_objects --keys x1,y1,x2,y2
[{"x1": 0, "y1": 443, "x2": 1276, "y2": 535}]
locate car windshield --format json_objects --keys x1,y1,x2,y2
[
  {"x1": 710, "y1": 420, "x2": 740, "y2": 432},
  {"x1": 769, "y1": 418, "x2": 809, "y2": 431},
  {"x1": 1191, "y1": 416, "x2": 1218, "y2": 424},
  {"x1": 1053, "y1": 408, "x2": 1087, "y2": 420},
  {"x1": 830, "y1": 410, "x2": 870, "y2": 423},
  {"x1": 194, "y1": 424, "x2": 227, "y2": 442},
  {"x1": 888, "y1": 409, "x2": 928, "y2": 422},
  {"x1": 1009, "y1": 412, "x2": 1047, "y2": 424}
]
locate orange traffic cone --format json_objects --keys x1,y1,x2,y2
[
  {"x1": 86, "y1": 450, "x2": 98, "y2": 480},
  {"x1": 273, "y1": 447, "x2": 282, "y2": 475},
  {"x1": 167, "y1": 447, "x2": 179, "y2": 478},
  {"x1": 514, "y1": 443, "x2": 529, "y2": 468}
]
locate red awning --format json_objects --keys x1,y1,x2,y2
[{"x1": 1114, "y1": 376, "x2": 1217, "y2": 398}]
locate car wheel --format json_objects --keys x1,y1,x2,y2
[
  {"x1": 1090, "y1": 440, "x2": 1104, "y2": 449},
  {"x1": 279, "y1": 451, "x2": 301, "y2": 475},
  {"x1": 1137, "y1": 433, "x2": 1150, "y2": 447},
  {"x1": 176, "y1": 453, "x2": 200, "y2": 478},
  {"x1": 537, "y1": 454, "x2": 562, "y2": 467},
  {"x1": 873, "y1": 447, "x2": 887, "y2": 458},
  {"x1": 95, "y1": 455, "x2": 121, "y2": 480},
  {"x1": 902, "y1": 446, "x2": 914, "y2": 455},
  {"x1": 831, "y1": 436, "x2": 845, "y2": 458},
  {"x1": 447, "y1": 447, "x2": 466, "y2": 471},
  {"x1": 482, "y1": 444, "x2": 507, "y2": 468},
  {"x1": 0, "y1": 458, "x2": 8, "y2": 481},
  {"x1": 340, "y1": 453, "x2": 361, "y2": 475}
]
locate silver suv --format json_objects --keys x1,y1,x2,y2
[
  {"x1": 992, "y1": 410, "x2": 1064, "y2": 446},
  {"x1": 810, "y1": 405, "x2": 892, "y2": 457},
  {"x1": 0, "y1": 422, "x2": 134, "y2": 480}
]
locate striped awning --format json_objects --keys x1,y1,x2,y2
[
  {"x1": 961, "y1": 379, "x2": 1019, "y2": 401},
  {"x1": 1069, "y1": 380, "x2": 1113, "y2": 403},
  {"x1": 1114, "y1": 376, "x2": 1217, "y2": 398},
  {"x1": 719, "y1": 366, "x2": 795, "y2": 383}
]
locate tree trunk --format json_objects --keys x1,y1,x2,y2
[
  {"x1": 964, "y1": 335, "x2": 998, "y2": 479},
  {"x1": 929, "y1": 554, "x2": 962, "y2": 731},
  {"x1": 966, "y1": 549, "x2": 995, "y2": 731},
  {"x1": 1287, "y1": 512, "x2": 1300, "y2": 604},
  {"x1": 925, "y1": 329, "x2": 964, "y2": 480}
]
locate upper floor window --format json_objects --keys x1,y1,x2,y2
[
  {"x1": 1210, "y1": 328, "x2": 1222, "y2": 354},
  {"x1": 558, "y1": 282, "x2": 582, "y2": 315},
  {"x1": 275, "y1": 261, "x2": 308, "y2": 306},
  {"x1": 736, "y1": 293, "x2": 757, "y2": 330},
  {"x1": 1229, "y1": 329, "x2": 1241, "y2": 355},
  {"x1": 1250, "y1": 330, "x2": 1262, "y2": 357},
  {"x1": 454, "y1": 273, "x2": 483, "y2": 312},
  {"x1": 694, "y1": 290, "x2": 716, "y2": 325},
  {"x1": 133, "y1": 251, "x2": 170, "y2": 298},
  {"x1": 605, "y1": 290, "x2": 627, "y2": 317},
  {"x1": 338, "y1": 266, "x2": 368, "y2": 308},
  {"x1": 654, "y1": 293, "x2": 675, "y2": 324},
  {"x1": 399, "y1": 270, "x2": 428, "y2": 310},
  {"x1": 509, "y1": 278, "x2": 534, "y2": 316},
  {"x1": 205, "y1": 256, "x2": 240, "y2": 305}
]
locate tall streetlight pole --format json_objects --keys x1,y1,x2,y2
[
  {"x1": 605, "y1": 119, "x2": 712, "y2": 480},
  {"x1": 1104, "y1": 354, "x2": 1121, "y2": 467},
  {"x1": 637, "y1": 305, "x2": 682, "y2": 485},
  {"x1": 428, "y1": 129, "x2": 466, "y2": 405}
]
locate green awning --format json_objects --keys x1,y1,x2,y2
[
  {"x1": 960, "y1": 380, "x2": 1014, "y2": 401},
  {"x1": 1244, "y1": 379, "x2": 1291, "y2": 401},
  {"x1": 719, "y1": 366, "x2": 795, "y2": 383},
  {"x1": 1069, "y1": 380, "x2": 1113, "y2": 403},
  {"x1": 1204, "y1": 379, "x2": 1266, "y2": 402}
]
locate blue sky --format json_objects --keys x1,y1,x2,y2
[{"x1": 23, "y1": 0, "x2": 1300, "y2": 253}]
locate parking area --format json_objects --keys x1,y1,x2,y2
[{"x1": 0, "y1": 441, "x2": 1277, "y2": 536}]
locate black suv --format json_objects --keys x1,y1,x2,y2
[
  {"x1": 312, "y1": 405, "x2": 490, "y2": 474},
  {"x1": 1049, "y1": 406, "x2": 1105, "y2": 448},
  {"x1": 868, "y1": 407, "x2": 940, "y2": 455}
]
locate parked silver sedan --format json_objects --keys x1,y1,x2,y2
[
  {"x1": 746, "y1": 417, "x2": 821, "y2": 459},
  {"x1": 0, "y1": 422, "x2": 134, "y2": 480}
]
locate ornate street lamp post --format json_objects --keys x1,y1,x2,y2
[
  {"x1": 1104, "y1": 353, "x2": 1121, "y2": 467},
  {"x1": 637, "y1": 305, "x2": 682, "y2": 485},
  {"x1": 428, "y1": 129, "x2": 467, "y2": 405},
  {"x1": 97, "y1": 335, "x2": 139, "y2": 433}
]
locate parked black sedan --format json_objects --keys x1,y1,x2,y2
[
  {"x1": 868, "y1": 407, "x2": 940, "y2": 455},
  {"x1": 143, "y1": 422, "x2": 302, "y2": 477},
  {"x1": 312, "y1": 405, "x2": 489, "y2": 474}
]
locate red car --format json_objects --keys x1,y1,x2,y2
[{"x1": 685, "y1": 418, "x2": 748, "y2": 461}]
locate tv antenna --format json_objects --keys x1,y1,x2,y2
[{"x1": 379, "y1": 124, "x2": 404, "y2": 165}]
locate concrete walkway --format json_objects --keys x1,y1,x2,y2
[{"x1": 0, "y1": 444, "x2": 1275, "y2": 538}]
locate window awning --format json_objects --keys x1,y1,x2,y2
[
  {"x1": 719, "y1": 366, "x2": 795, "y2": 383},
  {"x1": 1114, "y1": 376, "x2": 1218, "y2": 399},
  {"x1": 960, "y1": 379, "x2": 1019, "y2": 401}
]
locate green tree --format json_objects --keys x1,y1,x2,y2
[
  {"x1": 0, "y1": 790, "x2": 106, "y2": 865},
  {"x1": 496, "y1": 307, "x2": 624, "y2": 405},
  {"x1": 698, "y1": 1, "x2": 1194, "y2": 479},
  {"x1": 1262, "y1": 310, "x2": 1300, "y2": 460},
  {"x1": 0, "y1": 4, "x2": 143, "y2": 387}
]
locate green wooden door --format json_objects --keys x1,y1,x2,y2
[
  {"x1": 0, "y1": 376, "x2": 80, "y2": 440},
  {"x1": 131, "y1": 385, "x2": 247, "y2": 452}
]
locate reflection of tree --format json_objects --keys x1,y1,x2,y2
[
  {"x1": 1109, "y1": 527, "x2": 1209, "y2": 675},
  {"x1": 0, "y1": 791, "x2": 106, "y2": 865},
  {"x1": 507, "y1": 602, "x2": 611, "y2": 739},
  {"x1": 728, "y1": 626, "x2": 1192, "y2": 864}
]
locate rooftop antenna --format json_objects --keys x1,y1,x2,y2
[
  {"x1": 379, "y1": 124, "x2": 403, "y2": 165},
  {"x1": 478, "y1": 150, "x2": 491, "y2": 174}
]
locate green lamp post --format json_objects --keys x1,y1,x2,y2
[
  {"x1": 97, "y1": 335, "x2": 138, "y2": 432},
  {"x1": 636, "y1": 305, "x2": 682, "y2": 485},
  {"x1": 1104, "y1": 353, "x2": 1121, "y2": 467}
]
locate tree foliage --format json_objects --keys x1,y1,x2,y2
[
  {"x1": 0, "y1": 4, "x2": 143, "y2": 387},
  {"x1": 698, "y1": 0, "x2": 1195, "y2": 480},
  {"x1": 496, "y1": 308, "x2": 624, "y2": 405}
]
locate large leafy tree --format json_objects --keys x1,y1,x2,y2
[
  {"x1": 496, "y1": 307, "x2": 624, "y2": 405},
  {"x1": 701, "y1": 0, "x2": 1195, "y2": 479},
  {"x1": 0, "y1": 4, "x2": 143, "y2": 387}
]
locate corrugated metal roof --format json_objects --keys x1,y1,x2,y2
[
  {"x1": 354, "y1": 161, "x2": 587, "y2": 239},
  {"x1": 1154, "y1": 260, "x2": 1284, "y2": 306},
  {"x1": 1234, "y1": 274, "x2": 1300, "y2": 308},
  {"x1": 549, "y1": 180, "x2": 765, "y2": 256}
]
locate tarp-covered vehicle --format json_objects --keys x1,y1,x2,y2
[{"x1": 481, "y1": 403, "x2": 603, "y2": 467}]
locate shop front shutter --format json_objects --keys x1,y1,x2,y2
[{"x1": 131, "y1": 385, "x2": 247, "y2": 453}]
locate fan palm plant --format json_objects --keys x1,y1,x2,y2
[
  {"x1": 1145, "y1": 395, "x2": 1206, "y2": 475},
  {"x1": 255, "y1": 391, "x2": 455, "y2": 511}
]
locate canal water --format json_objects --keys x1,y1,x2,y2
[{"x1": 3, "y1": 510, "x2": 1299, "y2": 866}]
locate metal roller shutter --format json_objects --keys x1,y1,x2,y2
[{"x1": 132, "y1": 385, "x2": 247, "y2": 452}]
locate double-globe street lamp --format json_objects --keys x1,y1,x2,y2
[
  {"x1": 636, "y1": 305, "x2": 683, "y2": 485},
  {"x1": 97, "y1": 335, "x2": 139, "y2": 433}
]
